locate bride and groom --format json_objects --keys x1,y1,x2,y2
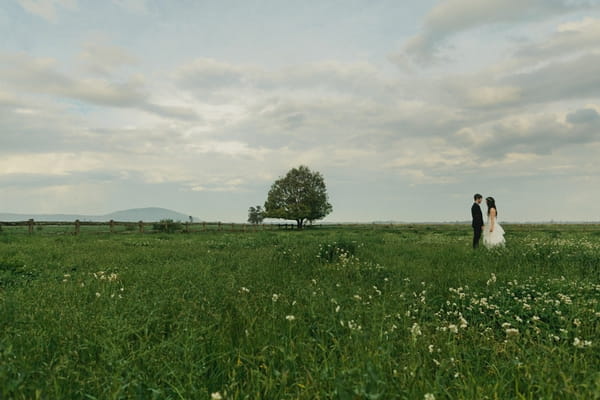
[{"x1": 471, "y1": 194, "x2": 505, "y2": 249}]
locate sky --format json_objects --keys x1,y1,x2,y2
[{"x1": 1, "y1": 0, "x2": 600, "y2": 222}]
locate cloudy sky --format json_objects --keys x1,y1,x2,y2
[{"x1": 1, "y1": 0, "x2": 600, "y2": 222}]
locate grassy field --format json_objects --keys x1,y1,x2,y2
[{"x1": 1, "y1": 225, "x2": 599, "y2": 399}]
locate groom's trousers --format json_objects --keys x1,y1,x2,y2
[{"x1": 473, "y1": 226, "x2": 482, "y2": 248}]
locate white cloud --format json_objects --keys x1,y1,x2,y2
[
  {"x1": 395, "y1": 0, "x2": 594, "y2": 66},
  {"x1": 513, "y1": 16, "x2": 600, "y2": 66},
  {"x1": 0, "y1": 52, "x2": 197, "y2": 120},
  {"x1": 111, "y1": 0, "x2": 147, "y2": 14},
  {"x1": 176, "y1": 58, "x2": 248, "y2": 90},
  {"x1": 17, "y1": 0, "x2": 76, "y2": 22},
  {"x1": 0, "y1": 152, "x2": 106, "y2": 176},
  {"x1": 79, "y1": 38, "x2": 137, "y2": 76},
  {"x1": 466, "y1": 86, "x2": 522, "y2": 107}
]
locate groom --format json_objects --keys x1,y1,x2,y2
[{"x1": 471, "y1": 194, "x2": 484, "y2": 249}]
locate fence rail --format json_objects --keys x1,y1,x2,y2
[
  {"x1": 2, "y1": 220, "x2": 599, "y2": 236},
  {"x1": 0, "y1": 219, "x2": 307, "y2": 235}
]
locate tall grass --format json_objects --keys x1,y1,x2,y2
[{"x1": 0, "y1": 226, "x2": 599, "y2": 399}]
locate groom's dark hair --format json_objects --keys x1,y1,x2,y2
[{"x1": 474, "y1": 193, "x2": 482, "y2": 201}]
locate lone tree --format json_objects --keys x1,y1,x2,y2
[
  {"x1": 247, "y1": 205, "x2": 265, "y2": 225},
  {"x1": 264, "y1": 165, "x2": 332, "y2": 229}
]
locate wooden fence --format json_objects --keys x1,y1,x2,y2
[
  {"x1": 0, "y1": 219, "x2": 305, "y2": 235},
  {"x1": 2, "y1": 220, "x2": 598, "y2": 236}
]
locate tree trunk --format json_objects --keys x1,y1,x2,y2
[{"x1": 296, "y1": 219, "x2": 304, "y2": 229}]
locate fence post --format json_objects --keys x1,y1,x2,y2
[
  {"x1": 218, "y1": 222, "x2": 222, "y2": 231},
  {"x1": 203, "y1": 221, "x2": 206, "y2": 231},
  {"x1": 185, "y1": 222, "x2": 190, "y2": 233},
  {"x1": 138, "y1": 220, "x2": 144, "y2": 233},
  {"x1": 109, "y1": 219, "x2": 115, "y2": 233},
  {"x1": 28, "y1": 219, "x2": 34, "y2": 234},
  {"x1": 75, "y1": 219, "x2": 80, "y2": 235}
]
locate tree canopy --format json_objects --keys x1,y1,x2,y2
[
  {"x1": 264, "y1": 165, "x2": 332, "y2": 229},
  {"x1": 247, "y1": 205, "x2": 265, "y2": 225}
]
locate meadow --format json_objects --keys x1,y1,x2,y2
[{"x1": 0, "y1": 224, "x2": 599, "y2": 399}]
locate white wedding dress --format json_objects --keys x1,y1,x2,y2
[{"x1": 483, "y1": 218, "x2": 505, "y2": 248}]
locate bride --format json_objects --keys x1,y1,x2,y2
[{"x1": 483, "y1": 196, "x2": 505, "y2": 248}]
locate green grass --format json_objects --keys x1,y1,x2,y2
[{"x1": 1, "y1": 225, "x2": 599, "y2": 399}]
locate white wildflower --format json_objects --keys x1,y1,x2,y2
[
  {"x1": 285, "y1": 315, "x2": 295, "y2": 321},
  {"x1": 348, "y1": 320, "x2": 362, "y2": 331},
  {"x1": 424, "y1": 393, "x2": 435, "y2": 400},
  {"x1": 411, "y1": 322, "x2": 422, "y2": 337},
  {"x1": 505, "y1": 328, "x2": 519, "y2": 337},
  {"x1": 211, "y1": 392, "x2": 223, "y2": 400},
  {"x1": 573, "y1": 337, "x2": 592, "y2": 348}
]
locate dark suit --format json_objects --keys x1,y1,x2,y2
[{"x1": 471, "y1": 202, "x2": 484, "y2": 248}]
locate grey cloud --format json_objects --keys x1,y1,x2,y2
[
  {"x1": 438, "y1": 50, "x2": 600, "y2": 113},
  {"x1": 466, "y1": 108, "x2": 600, "y2": 159},
  {"x1": 0, "y1": 100, "x2": 83, "y2": 153},
  {"x1": 395, "y1": 0, "x2": 595, "y2": 66},
  {"x1": 0, "y1": 95, "x2": 193, "y2": 156},
  {"x1": 140, "y1": 103, "x2": 197, "y2": 120},
  {"x1": 566, "y1": 108, "x2": 600, "y2": 124},
  {"x1": 175, "y1": 58, "x2": 246, "y2": 91},
  {"x1": 216, "y1": 93, "x2": 466, "y2": 155},
  {"x1": 175, "y1": 59, "x2": 398, "y2": 101},
  {"x1": 68, "y1": 124, "x2": 192, "y2": 157},
  {"x1": 0, "y1": 52, "x2": 197, "y2": 120},
  {"x1": 111, "y1": 0, "x2": 148, "y2": 15},
  {"x1": 255, "y1": 62, "x2": 391, "y2": 94},
  {"x1": 0, "y1": 170, "x2": 122, "y2": 188},
  {"x1": 505, "y1": 52, "x2": 600, "y2": 105},
  {"x1": 79, "y1": 39, "x2": 138, "y2": 76},
  {"x1": 17, "y1": 0, "x2": 77, "y2": 23},
  {"x1": 514, "y1": 17, "x2": 600, "y2": 62}
]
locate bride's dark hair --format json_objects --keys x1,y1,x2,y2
[{"x1": 486, "y1": 197, "x2": 497, "y2": 217}]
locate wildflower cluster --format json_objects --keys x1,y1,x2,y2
[{"x1": 435, "y1": 273, "x2": 597, "y2": 346}]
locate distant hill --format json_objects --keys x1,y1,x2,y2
[
  {"x1": 103, "y1": 208, "x2": 193, "y2": 222},
  {"x1": 0, "y1": 207, "x2": 195, "y2": 222}
]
